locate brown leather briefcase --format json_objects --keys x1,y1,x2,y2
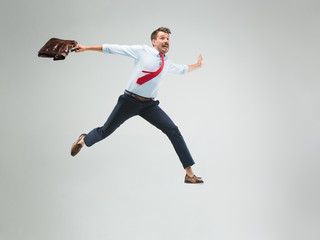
[{"x1": 38, "y1": 38, "x2": 78, "y2": 61}]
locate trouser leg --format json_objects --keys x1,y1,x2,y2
[
  {"x1": 84, "y1": 95, "x2": 137, "y2": 147},
  {"x1": 140, "y1": 103, "x2": 195, "y2": 169}
]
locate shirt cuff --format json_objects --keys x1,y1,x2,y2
[
  {"x1": 182, "y1": 64, "x2": 189, "y2": 74},
  {"x1": 102, "y1": 44, "x2": 111, "y2": 54}
]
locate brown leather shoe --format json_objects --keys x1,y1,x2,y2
[
  {"x1": 184, "y1": 174, "x2": 204, "y2": 184},
  {"x1": 71, "y1": 134, "x2": 87, "y2": 156}
]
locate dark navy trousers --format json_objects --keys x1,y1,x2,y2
[{"x1": 83, "y1": 93, "x2": 195, "y2": 169}]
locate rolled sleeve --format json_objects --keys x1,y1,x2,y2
[
  {"x1": 167, "y1": 61, "x2": 189, "y2": 74},
  {"x1": 102, "y1": 44, "x2": 143, "y2": 59}
]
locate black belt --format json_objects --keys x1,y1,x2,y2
[{"x1": 124, "y1": 90, "x2": 154, "y2": 102}]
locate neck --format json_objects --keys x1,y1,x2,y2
[{"x1": 153, "y1": 46, "x2": 166, "y2": 55}]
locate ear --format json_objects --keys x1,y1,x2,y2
[{"x1": 152, "y1": 39, "x2": 156, "y2": 46}]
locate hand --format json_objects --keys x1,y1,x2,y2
[
  {"x1": 197, "y1": 54, "x2": 203, "y2": 67},
  {"x1": 188, "y1": 54, "x2": 203, "y2": 72},
  {"x1": 72, "y1": 44, "x2": 87, "y2": 53}
]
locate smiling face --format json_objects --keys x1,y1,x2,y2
[{"x1": 152, "y1": 31, "x2": 170, "y2": 55}]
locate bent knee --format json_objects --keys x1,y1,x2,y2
[{"x1": 162, "y1": 124, "x2": 181, "y2": 136}]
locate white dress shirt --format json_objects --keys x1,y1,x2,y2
[{"x1": 102, "y1": 44, "x2": 188, "y2": 98}]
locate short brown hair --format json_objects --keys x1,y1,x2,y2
[{"x1": 151, "y1": 27, "x2": 171, "y2": 42}]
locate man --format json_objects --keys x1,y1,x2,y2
[{"x1": 71, "y1": 27, "x2": 203, "y2": 184}]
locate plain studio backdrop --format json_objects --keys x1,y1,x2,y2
[{"x1": 0, "y1": 0, "x2": 319, "y2": 239}]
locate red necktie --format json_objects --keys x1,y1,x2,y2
[{"x1": 137, "y1": 53, "x2": 164, "y2": 85}]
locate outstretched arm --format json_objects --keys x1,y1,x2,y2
[
  {"x1": 188, "y1": 54, "x2": 203, "y2": 72},
  {"x1": 73, "y1": 44, "x2": 103, "y2": 53},
  {"x1": 73, "y1": 44, "x2": 141, "y2": 59}
]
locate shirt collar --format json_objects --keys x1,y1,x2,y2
[{"x1": 151, "y1": 46, "x2": 168, "y2": 59}]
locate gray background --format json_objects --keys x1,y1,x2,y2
[{"x1": 1, "y1": 0, "x2": 319, "y2": 239}]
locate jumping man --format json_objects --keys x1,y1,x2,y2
[{"x1": 71, "y1": 27, "x2": 204, "y2": 184}]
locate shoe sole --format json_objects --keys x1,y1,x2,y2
[{"x1": 184, "y1": 180, "x2": 204, "y2": 184}]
